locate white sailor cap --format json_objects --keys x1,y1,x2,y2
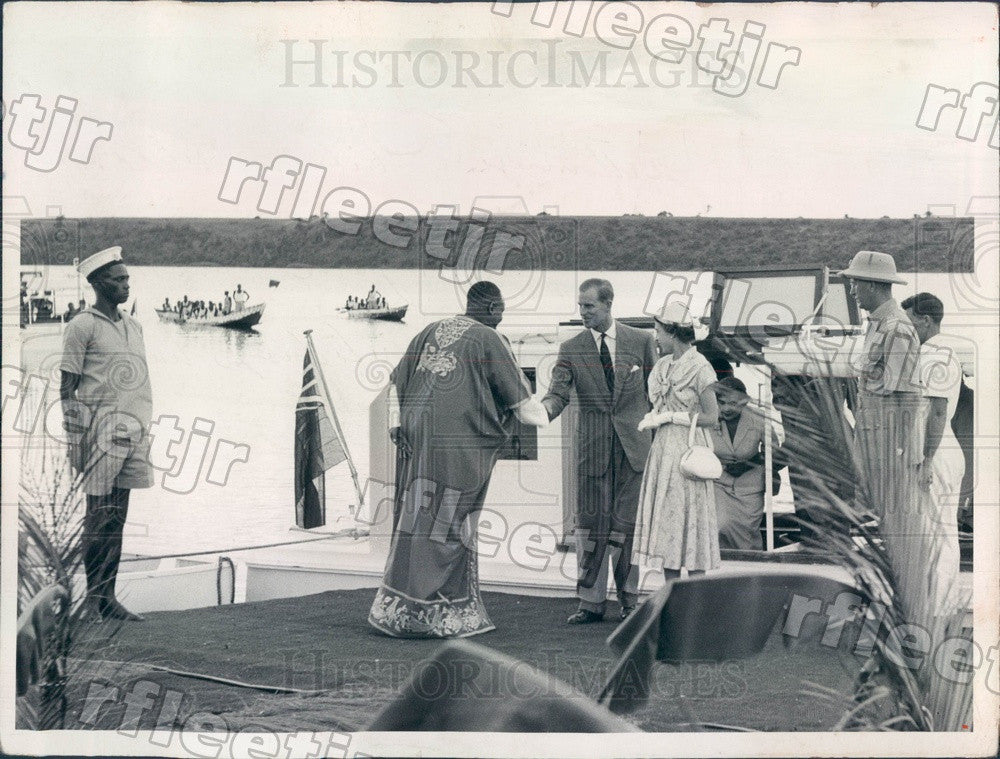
[{"x1": 77, "y1": 246, "x2": 123, "y2": 279}]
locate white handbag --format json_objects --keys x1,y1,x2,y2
[{"x1": 678, "y1": 415, "x2": 723, "y2": 481}]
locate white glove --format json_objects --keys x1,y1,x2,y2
[
  {"x1": 667, "y1": 411, "x2": 692, "y2": 426},
  {"x1": 638, "y1": 411, "x2": 690, "y2": 431},
  {"x1": 637, "y1": 412, "x2": 658, "y2": 432}
]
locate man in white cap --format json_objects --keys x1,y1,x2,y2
[
  {"x1": 840, "y1": 250, "x2": 922, "y2": 522},
  {"x1": 542, "y1": 279, "x2": 657, "y2": 623},
  {"x1": 60, "y1": 247, "x2": 152, "y2": 621}
]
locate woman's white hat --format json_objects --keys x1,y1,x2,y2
[{"x1": 653, "y1": 300, "x2": 694, "y2": 326}]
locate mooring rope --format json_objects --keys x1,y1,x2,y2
[{"x1": 117, "y1": 527, "x2": 369, "y2": 564}]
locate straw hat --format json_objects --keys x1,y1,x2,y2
[
  {"x1": 77, "y1": 246, "x2": 123, "y2": 279},
  {"x1": 653, "y1": 300, "x2": 694, "y2": 326},
  {"x1": 838, "y1": 250, "x2": 907, "y2": 285}
]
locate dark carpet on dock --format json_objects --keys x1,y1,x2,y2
[{"x1": 67, "y1": 589, "x2": 862, "y2": 733}]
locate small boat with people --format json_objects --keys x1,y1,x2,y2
[
  {"x1": 346, "y1": 304, "x2": 408, "y2": 322},
  {"x1": 156, "y1": 303, "x2": 265, "y2": 329},
  {"x1": 155, "y1": 285, "x2": 264, "y2": 330},
  {"x1": 340, "y1": 284, "x2": 407, "y2": 322}
]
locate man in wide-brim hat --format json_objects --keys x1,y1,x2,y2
[
  {"x1": 838, "y1": 250, "x2": 922, "y2": 526},
  {"x1": 60, "y1": 247, "x2": 152, "y2": 621}
]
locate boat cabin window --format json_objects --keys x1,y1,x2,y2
[
  {"x1": 820, "y1": 279, "x2": 858, "y2": 328},
  {"x1": 717, "y1": 274, "x2": 819, "y2": 337},
  {"x1": 497, "y1": 367, "x2": 538, "y2": 461}
]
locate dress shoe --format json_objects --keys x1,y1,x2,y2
[
  {"x1": 566, "y1": 609, "x2": 604, "y2": 625},
  {"x1": 620, "y1": 605, "x2": 636, "y2": 621},
  {"x1": 102, "y1": 599, "x2": 145, "y2": 621}
]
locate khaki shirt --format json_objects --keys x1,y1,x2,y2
[
  {"x1": 61, "y1": 307, "x2": 153, "y2": 433},
  {"x1": 856, "y1": 299, "x2": 921, "y2": 396}
]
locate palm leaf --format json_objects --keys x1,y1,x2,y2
[
  {"x1": 17, "y1": 445, "x2": 129, "y2": 729},
  {"x1": 717, "y1": 340, "x2": 974, "y2": 731}
]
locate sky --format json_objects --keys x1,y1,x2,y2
[{"x1": 3, "y1": 1, "x2": 998, "y2": 219}]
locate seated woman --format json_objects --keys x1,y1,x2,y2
[{"x1": 709, "y1": 377, "x2": 781, "y2": 551}]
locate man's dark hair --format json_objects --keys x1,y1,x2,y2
[
  {"x1": 579, "y1": 278, "x2": 614, "y2": 304},
  {"x1": 467, "y1": 281, "x2": 502, "y2": 311},
  {"x1": 901, "y1": 292, "x2": 944, "y2": 325},
  {"x1": 715, "y1": 376, "x2": 748, "y2": 396}
]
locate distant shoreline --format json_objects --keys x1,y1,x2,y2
[{"x1": 21, "y1": 215, "x2": 974, "y2": 272}]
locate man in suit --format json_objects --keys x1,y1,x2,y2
[{"x1": 542, "y1": 279, "x2": 656, "y2": 623}]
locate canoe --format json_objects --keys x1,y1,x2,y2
[
  {"x1": 345, "y1": 304, "x2": 407, "y2": 322},
  {"x1": 155, "y1": 303, "x2": 265, "y2": 330}
]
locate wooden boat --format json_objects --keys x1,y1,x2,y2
[
  {"x1": 344, "y1": 304, "x2": 408, "y2": 322},
  {"x1": 155, "y1": 303, "x2": 265, "y2": 330}
]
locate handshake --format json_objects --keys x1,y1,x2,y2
[{"x1": 637, "y1": 410, "x2": 691, "y2": 432}]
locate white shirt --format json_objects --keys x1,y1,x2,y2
[
  {"x1": 917, "y1": 335, "x2": 963, "y2": 418},
  {"x1": 589, "y1": 320, "x2": 617, "y2": 364}
]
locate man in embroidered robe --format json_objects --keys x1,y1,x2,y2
[{"x1": 368, "y1": 282, "x2": 547, "y2": 638}]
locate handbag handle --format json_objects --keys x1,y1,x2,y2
[{"x1": 687, "y1": 414, "x2": 698, "y2": 447}]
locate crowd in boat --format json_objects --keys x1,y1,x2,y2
[
  {"x1": 163, "y1": 285, "x2": 250, "y2": 319},
  {"x1": 345, "y1": 284, "x2": 388, "y2": 310}
]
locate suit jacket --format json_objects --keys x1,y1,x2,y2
[
  {"x1": 710, "y1": 407, "x2": 771, "y2": 496},
  {"x1": 542, "y1": 321, "x2": 656, "y2": 477}
]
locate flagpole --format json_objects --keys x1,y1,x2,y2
[
  {"x1": 303, "y1": 330, "x2": 365, "y2": 508},
  {"x1": 761, "y1": 368, "x2": 775, "y2": 552}
]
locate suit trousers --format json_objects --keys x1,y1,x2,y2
[{"x1": 575, "y1": 433, "x2": 640, "y2": 613}]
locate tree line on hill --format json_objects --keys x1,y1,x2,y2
[{"x1": 20, "y1": 215, "x2": 973, "y2": 272}]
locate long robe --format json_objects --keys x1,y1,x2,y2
[{"x1": 368, "y1": 315, "x2": 530, "y2": 638}]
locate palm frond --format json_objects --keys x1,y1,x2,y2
[{"x1": 719, "y1": 340, "x2": 974, "y2": 732}]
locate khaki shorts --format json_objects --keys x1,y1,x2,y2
[{"x1": 72, "y1": 413, "x2": 153, "y2": 496}]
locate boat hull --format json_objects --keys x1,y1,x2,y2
[
  {"x1": 345, "y1": 304, "x2": 407, "y2": 321},
  {"x1": 156, "y1": 303, "x2": 265, "y2": 329}
]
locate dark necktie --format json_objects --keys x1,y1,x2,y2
[{"x1": 599, "y1": 333, "x2": 614, "y2": 392}]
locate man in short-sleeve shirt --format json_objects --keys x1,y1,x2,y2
[
  {"x1": 61, "y1": 247, "x2": 152, "y2": 622},
  {"x1": 903, "y1": 292, "x2": 965, "y2": 615},
  {"x1": 841, "y1": 250, "x2": 922, "y2": 516}
]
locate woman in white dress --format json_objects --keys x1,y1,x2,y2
[{"x1": 632, "y1": 302, "x2": 721, "y2": 580}]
